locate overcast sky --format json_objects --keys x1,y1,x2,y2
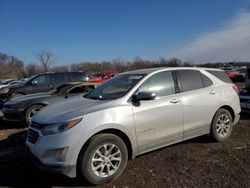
[{"x1": 171, "y1": 11, "x2": 250, "y2": 63}]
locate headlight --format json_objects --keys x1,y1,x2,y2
[
  {"x1": 41, "y1": 118, "x2": 82, "y2": 135},
  {"x1": 0, "y1": 87, "x2": 9, "y2": 94}
]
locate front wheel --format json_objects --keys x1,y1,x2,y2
[
  {"x1": 25, "y1": 105, "x2": 45, "y2": 125},
  {"x1": 78, "y1": 133, "x2": 128, "y2": 185},
  {"x1": 210, "y1": 109, "x2": 233, "y2": 142}
]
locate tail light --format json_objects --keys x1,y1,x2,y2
[{"x1": 233, "y1": 84, "x2": 239, "y2": 94}]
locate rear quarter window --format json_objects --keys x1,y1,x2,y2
[
  {"x1": 201, "y1": 73, "x2": 213, "y2": 87},
  {"x1": 207, "y1": 70, "x2": 232, "y2": 83}
]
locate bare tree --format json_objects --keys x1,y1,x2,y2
[{"x1": 35, "y1": 50, "x2": 54, "y2": 72}]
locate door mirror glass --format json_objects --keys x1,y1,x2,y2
[
  {"x1": 133, "y1": 91, "x2": 156, "y2": 102},
  {"x1": 31, "y1": 80, "x2": 38, "y2": 86}
]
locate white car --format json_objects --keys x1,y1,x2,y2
[{"x1": 26, "y1": 67, "x2": 240, "y2": 185}]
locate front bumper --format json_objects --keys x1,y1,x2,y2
[
  {"x1": 27, "y1": 147, "x2": 76, "y2": 177},
  {"x1": 2, "y1": 107, "x2": 24, "y2": 121},
  {"x1": 26, "y1": 126, "x2": 87, "y2": 178}
]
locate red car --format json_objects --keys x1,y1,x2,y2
[
  {"x1": 225, "y1": 70, "x2": 239, "y2": 80},
  {"x1": 87, "y1": 73, "x2": 117, "y2": 83}
]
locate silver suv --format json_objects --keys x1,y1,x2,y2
[{"x1": 26, "y1": 67, "x2": 240, "y2": 185}]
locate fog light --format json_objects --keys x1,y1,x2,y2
[
  {"x1": 46, "y1": 147, "x2": 69, "y2": 162},
  {"x1": 55, "y1": 147, "x2": 68, "y2": 162}
]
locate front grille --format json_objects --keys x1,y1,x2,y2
[
  {"x1": 30, "y1": 122, "x2": 45, "y2": 129},
  {"x1": 27, "y1": 129, "x2": 39, "y2": 144}
]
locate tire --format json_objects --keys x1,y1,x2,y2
[
  {"x1": 12, "y1": 93, "x2": 24, "y2": 98},
  {"x1": 25, "y1": 105, "x2": 45, "y2": 125},
  {"x1": 78, "y1": 133, "x2": 128, "y2": 185},
  {"x1": 210, "y1": 109, "x2": 233, "y2": 142}
]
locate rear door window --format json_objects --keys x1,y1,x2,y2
[
  {"x1": 65, "y1": 72, "x2": 86, "y2": 82},
  {"x1": 52, "y1": 73, "x2": 65, "y2": 85},
  {"x1": 207, "y1": 70, "x2": 232, "y2": 83},
  {"x1": 175, "y1": 70, "x2": 203, "y2": 92},
  {"x1": 139, "y1": 71, "x2": 175, "y2": 97}
]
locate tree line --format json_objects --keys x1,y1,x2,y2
[{"x1": 0, "y1": 51, "x2": 244, "y2": 80}]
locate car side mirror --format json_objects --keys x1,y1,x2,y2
[
  {"x1": 31, "y1": 80, "x2": 38, "y2": 86},
  {"x1": 132, "y1": 91, "x2": 156, "y2": 102}
]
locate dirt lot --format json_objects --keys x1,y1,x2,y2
[{"x1": 0, "y1": 113, "x2": 249, "y2": 188}]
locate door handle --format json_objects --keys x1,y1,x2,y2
[
  {"x1": 170, "y1": 99, "x2": 180, "y2": 104},
  {"x1": 209, "y1": 90, "x2": 216, "y2": 94}
]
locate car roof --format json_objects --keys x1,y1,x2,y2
[{"x1": 121, "y1": 67, "x2": 223, "y2": 75}]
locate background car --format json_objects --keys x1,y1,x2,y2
[
  {"x1": 2, "y1": 82, "x2": 99, "y2": 125},
  {"x1": 87, "y1": 73, "x2": 117, "y2": 83},
  {"x1": 0, "y1": 72, "x2": 88, "y2": 106},
  {"x1": 239, "y1": 65, "x2": 250, "y2": 112}
]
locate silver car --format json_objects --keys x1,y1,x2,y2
[{"x1": 26, "y1": 67, "x2": 241, "y2": 185}]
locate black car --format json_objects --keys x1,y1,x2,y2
[
  {"x1": 2, "y1": 82, "x2": 99, "y2": 125},
  {"x1": 0, "y1": 72, "x2": 87, "y2": 106}
]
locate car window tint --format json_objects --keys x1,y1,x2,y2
[
  {"x1": 176, "y1": 70, "x2": 203, "y2": 92},
  {"x1": 65, "y1": 72, "x2": 84, "y2": 82},
  {"x1": 207, "y1": 70, "x2": 232, "y2": 83},
  {"x1": 52, "y1": 74, "x2": 65, "y2": 84},
  {"x1": 32, "y1": 75, "x2": 50, "y2": 85},
  {"x1": 139, "y1": 71, "x2": 175, "y2": 97},
  {"x1": 201, "y1": 73, "x2": 213, "y2": 87}
]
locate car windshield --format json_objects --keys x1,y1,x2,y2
[
  {"x1": 48, "y1": 84, "x2": 73, "y2": 95},
  {"x1": 86, "y1": 74, "x2": 145, "y2": 100}
]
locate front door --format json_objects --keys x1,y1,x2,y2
[{"x1": 132, "y1": 71, "x2": 183, "y2": 154}]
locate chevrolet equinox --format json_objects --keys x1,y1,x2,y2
[{"x1": 26, "y1": 67, "x2": 241, "y2": 185}]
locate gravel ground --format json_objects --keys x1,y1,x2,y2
[{"x1": 0, "y1": 112, "x2": 249, "y2": 188}]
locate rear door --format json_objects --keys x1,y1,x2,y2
[
  {"x1": 175, "y1": 70, "x2": 218, "y2": 140},
  {"x1": 132, "y1": 71, "x2": 183, "y2": 154}
]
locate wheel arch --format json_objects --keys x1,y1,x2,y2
[
  {"x1": 217, "y1": 105, "x2": 235, "y2": 121},
  {"x1": 77, "y1": 128, "x2": 134, "y2": 162},
  {"x1": 25, "y1": 103, "x2": 47, "y2": 112}
]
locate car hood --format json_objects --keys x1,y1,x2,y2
[
  {"x1": 32, "y1": 96, "x2": 115, "y2": 124},
  {"x1": 8, "y1": 83, "x2": 25, "y2": 89},
  {"x1": 7, "y1": 93, "x2": 53, "y2": 104}
]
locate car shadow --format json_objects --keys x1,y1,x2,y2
[
  {"x1": 0, "y1": 130, "x2": 93, "y2": 187},
  {"x1": 240, "y1": 112, "x2": 250, "y2": 120},
  {"x1": 0, "y1": 119, "x2": 27, "y2": 130}
]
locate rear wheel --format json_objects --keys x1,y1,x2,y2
[
  {"x1": 210, "y1": 109, "x2": 233, "y2": 142},
  {"x1": 78, "y1": 133, "x2": 128, "y2": 185},
  {"x1": 25, "y1": 105, "x2": 45, "y2": 125}
]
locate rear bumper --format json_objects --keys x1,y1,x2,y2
[{"x1": 233, "y1": 113, "x2": 240, "y2": 125}]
